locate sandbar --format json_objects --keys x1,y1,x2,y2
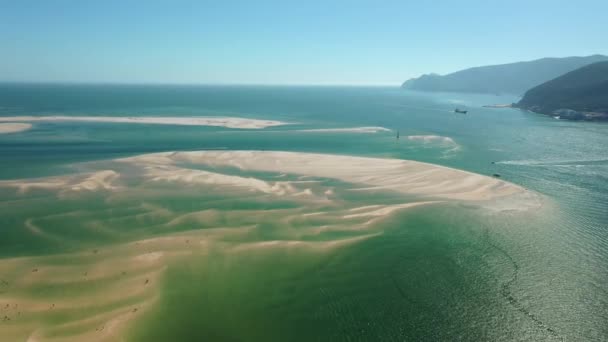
[
  {"x1": 0, "y1": 123, "x2": 32, "y2": 134},
  {"x1": 0, "y1": 149, "x2": 543, "y2": 340},
  {"x1": 121, "y1": 150, "x2": 540, "y2": 207},
  {"x1": 0, "y1": 116, "x2": 287, "y2": 129}
]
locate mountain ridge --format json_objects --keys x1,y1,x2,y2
[
  {"x1": 401, "y1": 55, "x2": 608, "y2": 95},
  {"x1": 515, "y1": 61, "x2": 608, "y2": 121}
]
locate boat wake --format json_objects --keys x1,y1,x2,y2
[{"x1": 406, "y1": 135, "x2": 461, "y2": 155}]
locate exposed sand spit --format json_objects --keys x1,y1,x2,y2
[
  {"x1": 122, "y1": 150, "x2": 539, "y2": 207},
  {"x1": 0, "y1": 116, "x2": 288, "y2": 129},
  {"x1": 0, "y1": 123, "x2": 32, "y2": 134}
]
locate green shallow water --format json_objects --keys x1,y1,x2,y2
[
  {"x1": 1, "y1": 84, "x2": 607, "y2": 341},
  {"x1": 127, "y1": 206, "x2": 551, "y2": 341}
]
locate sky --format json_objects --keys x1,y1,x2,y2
[{"x1": 1, "y1": 0, "x2": 607, "y2": 85}]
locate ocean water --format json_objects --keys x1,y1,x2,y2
[{"x1": 0, "y1": 84, "x2": 607, "y2": 341}]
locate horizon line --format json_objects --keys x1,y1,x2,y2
[{"x1": 0, "y1": 80, "x2": 400, "y2": 88}]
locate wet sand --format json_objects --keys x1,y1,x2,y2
[{"x1": 122, "y1": 150, "x2": 539, "y2": 207}]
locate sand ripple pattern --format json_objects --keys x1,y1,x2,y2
[
  {"x1": 121, "y1": 150, "x2": 539, "y2": 208},
  {"x1": 0, "y1": 150, "x2": 541, "y2": 340}
]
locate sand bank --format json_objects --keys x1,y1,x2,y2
[
  {"x1": 297, "y1": 126, "x2": 390, "y2": 133},
  {"x1": 142, "y1": 165, "x2": 300, "y2": 196},
  {"x1": 121, "y1": 150, "x2": 538, "y2": 206},
  {"x1": 0, "y1": 116, "x2": 287, "y2": 129},
  {"x1": 0, "y1": 149, "x2": 540, "y2": 208},
  {"x1": 0, "y1": 150, "x2": 542, "y2": 340},
  {"x1": 0, "y1": 123, "x2": 32, "y2": 134}
]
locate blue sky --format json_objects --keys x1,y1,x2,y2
[{"x1": 1, "y1": 0, "x2": 606, "y2": 85}]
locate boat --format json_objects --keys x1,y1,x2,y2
[{"x1": 454, "y1": 108, "x2": 468, "y2": 114}]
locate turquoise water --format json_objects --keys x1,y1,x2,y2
[{"x1": 1, "y1": 84, "x2": 607, "y2": 340}]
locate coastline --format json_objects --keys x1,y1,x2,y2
[{"x1": 120, "y1": 150, "x2": 540, "y2": 208}]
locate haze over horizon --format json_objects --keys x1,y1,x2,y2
[{"x1": 1, "y1": 0, "x2": 607, "y2": 86}]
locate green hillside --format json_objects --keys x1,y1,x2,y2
[
  {"x1": 516, "y1": 61, "x2": 608, "y2": 120},
  {"x1": 401, "y1": 55, "x2": 608, "y2": 95}
]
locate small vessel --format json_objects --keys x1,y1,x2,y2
[
  {"x1": 454, "y1": 108, "x2": 468, "y2": 114},
  {"x1": 396, "y1": 130, "x2": 400, "y2": 140}
]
